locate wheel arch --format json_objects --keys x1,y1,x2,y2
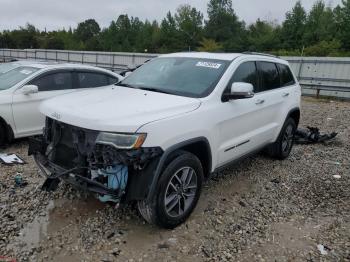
[
  {"x1": 146, "y1": 137, "x2": 212, "y2": 202},
  {"x1": 0, "y1": 116, "x2": 14, "y2": 143},
  {"x1": 286, "y1": 107, "x2": 301, "y2": 127}
]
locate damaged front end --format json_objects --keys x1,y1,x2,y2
[{"x1": 29, "y1": 118, "x2": 163, "y2": 204}]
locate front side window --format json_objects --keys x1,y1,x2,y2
[
  {"x1": 230, "y1": 62, "x2": 258, "y2": 92},
  {"x1": 77, "y1": 72, "x2": 109, "y2": 88},
  {"x1": 278, "y1": 64, "x2": 296, "y2": 87},
  {"x1": 30, "y1": 72, "x2": 73, "y2": 91},
  {"x1": 119, "y1": 57, "x2": 229, "y2": 98},
  {"x1": 0, "y1": 66, "x2": 39, "y2": 91},
  {"x1": 258, "y1": 62, "x2": 280, "y2": 92}
]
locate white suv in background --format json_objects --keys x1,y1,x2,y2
[
  {"x1": 30, "y1": 52, "x2": 301, "y2": 228},
  {"x1": 0, "y1": 61, "x2": 122, "y2": 145}
]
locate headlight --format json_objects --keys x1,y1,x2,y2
[{"x1": 96, "y1": 132, "x2": 147, "y2": 149}]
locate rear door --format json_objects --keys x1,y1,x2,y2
[
  {"x1": 12, "y1": 70, "x2": 74, "y2": 137},
  {"x1": 274, "y1": 63, "x2": 299, "y2": 137},
  {"x1": 255, "y1": 61, "x2": 287, "y2": 142}
]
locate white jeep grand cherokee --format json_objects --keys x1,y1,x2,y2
[{"x1": 30, "y1": 52, "x2": 301, "y2": 229}]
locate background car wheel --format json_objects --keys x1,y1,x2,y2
[
  {"x1": 267, "y1": 118, "x2": 296, "y2": 160},
  {"x1": 137, "y1": 151, "x2": 203, "y2": 229},
  {"x1": 0, "y1": 123, "x2": 6, "y2": 146}
]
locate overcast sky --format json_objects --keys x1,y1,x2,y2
[{"x1": 0, "y1": 0, "x2": 343, "y2": 31}]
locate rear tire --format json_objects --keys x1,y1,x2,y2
[
  {"x1": 137, "y1": 151, "x2": 203, "y2": 229},
  {"x1": 267, "y1": 118, "x2": 296, "y2": 160}
]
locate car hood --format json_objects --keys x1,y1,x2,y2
[{"x1": 40, "y1": 85, "x2": 201, "y2": 133}]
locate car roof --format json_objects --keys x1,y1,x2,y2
[
  {"x1": 7, "y1": 60, "x2": 120, "y2": 74},
  {"x1": 159, "y1": 52, "x2": 289, "y2": 64},
  {"x1": 160, "y1": 52, "x2": 242, "y2": 61}
]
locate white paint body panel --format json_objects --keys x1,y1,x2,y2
[
  {"x1": 0, "y1": 61, "x2": 122, "y2": 138},
  {"x1": 40, "y1": 86, "x2": 201, "y2": 133},
  {"x1": 39, "y1": 53, "x2": 301, "y2": 172}
]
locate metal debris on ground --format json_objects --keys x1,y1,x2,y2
[
  {"x1": 317, "y1": 244, "x2": 328, "y2": 255},
  {"x1": 0, "y1": 153, "x2": 25, "y2": 165},
  {"x1": 294, "y1": 126, "x2": 338, "y2": 144}
]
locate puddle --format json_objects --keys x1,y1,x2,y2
[
  {"x1": 8, "y1": 175, "x2": 254, "y2": 260},
  {"x1": 8, "y1": 196, "x2": 104, "y2": 254},
  {"x1": 10, "y1": 201, "x2": 55, "y2": 251}
]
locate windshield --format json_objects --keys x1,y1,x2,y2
[
  {"x1": 0, "y1": 63, "x2": 19, "y2": 74},
  {"x1": 119, "y1": 57, "x2": 229, "y2": 97},
  {"x1": 0, "y1": 66, "x2": 39, "y2": 90}
]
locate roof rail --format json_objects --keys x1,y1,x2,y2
[{"x1": 242, "y1": 51, "x2": 279, "y2": 58}]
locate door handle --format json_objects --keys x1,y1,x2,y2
[
  {"x1": 255, "y1": 99, "x2": 265, "y2": 105},
  {"x1": 282, "y1": 92, "x2": 290, "y2": 97}
]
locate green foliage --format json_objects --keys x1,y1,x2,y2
[
  {"x1": 205, "y1": 0, "x2": 245, "y2": 51},
  {"x1": 158, "y1": 12, "x2": 182, "y2": 52},
  {"x1": 304, "y1": 40, "x2": 342, "y2": 56},
  {"x1": 247, "y1": 19, "x2": 281, "y2": 52},
  {"x1": 338, "y1": 0, "x2": 350, "y2": 49},
  {"x1": 75, "y1": 19, "x2": 101, "y2": 42},
  {"x1": 280, "y1": 1, "x2": 307, "y2": 50},
  {"x1": 197, "y1": 38, "x2": 223, "y2": 51},
  {"x1": 304, "y1": 1, "x2": 335, "y2": 45},
  {"x1": 1, "y1": 0, "x2": 350, "y2": 56},
  {"x1": 175, "y1": 5, "x2": 203, "y2": 51}
]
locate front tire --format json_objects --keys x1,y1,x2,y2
[
  {"x1": 267, "y1": 118, "x2": 296, "y2": 160},
  {"x1": 138, "y1": 151, "x2": 203, "y2": 229}
]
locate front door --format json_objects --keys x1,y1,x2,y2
[
  {"x1": 12, "y1": 70, "x2": 74, "y2": 137},
  {"x1": 217, "y1": 61, "x2": 268, "y2": 165}
]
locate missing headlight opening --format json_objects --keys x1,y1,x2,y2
[{"x1": 29, "y1": 118, "x2": 163, "y2": 204}]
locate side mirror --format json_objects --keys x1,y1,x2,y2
[
  {"x1": 223, "y1": 82, "x2": 254, "y2": 101},
  {"x1": 124, "y1": 71, "x2": 132, "y2": 77},
  {"x1": 21, "y1": 85, "x2": 38, "y2": 95}
]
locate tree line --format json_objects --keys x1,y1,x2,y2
[{"x1": 1, "y1": 0, "x2": 350, "y2": 57}]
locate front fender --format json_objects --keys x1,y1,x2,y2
[{"x1": 0, "y1": 91, "x2": 16, "y2": 138}]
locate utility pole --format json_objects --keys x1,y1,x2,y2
[{"x1": 180, "y1": 29, "x2": 195, "y2": 52}]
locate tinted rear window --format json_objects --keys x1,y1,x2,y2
[
  {"x1": 77, "y1": 72, "x2": 109, "y2": 88},
  {"x1": 278, "y1": 64, "x2": 295, "y2": 87},
  {"x1": 258, "y1": 62, "x2": 280, "y2": 92}
]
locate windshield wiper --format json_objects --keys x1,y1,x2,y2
[
  {"x1": 138, "y1": 87, "x2": 173, "y2": 95},
  {"x1": 116, "y1": 82, "x2": 137, "y2": 88},
  {"x1": 116, "y1": 83, "x2": 173, "y2": 95}
]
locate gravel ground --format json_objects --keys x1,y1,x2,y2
[{"x1": 0, "y1": 97, "x2": 349, "y2": 262}]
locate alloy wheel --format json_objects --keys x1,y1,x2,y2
[{"x1": 164, "y1": 167, "x2": 198, "y2": 218}]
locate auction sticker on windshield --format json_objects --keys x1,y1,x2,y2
[{"x1": 196, "y1": 61, "x2": 222, "y2": 69}]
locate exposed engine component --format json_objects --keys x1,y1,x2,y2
[
  {"x1": 29, "y1": 118, "x2": 163, "y2": 204},
  {"x1": 91, "y1": 165, "x2": 128, "y2": 203}
]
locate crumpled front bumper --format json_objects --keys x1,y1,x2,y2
[
  {"x1": 32, "y1": 145, "x2": 121, "y2": 198},
  {"x1": 29, "y1": 134, "x2": 163, "y2": 201}
]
